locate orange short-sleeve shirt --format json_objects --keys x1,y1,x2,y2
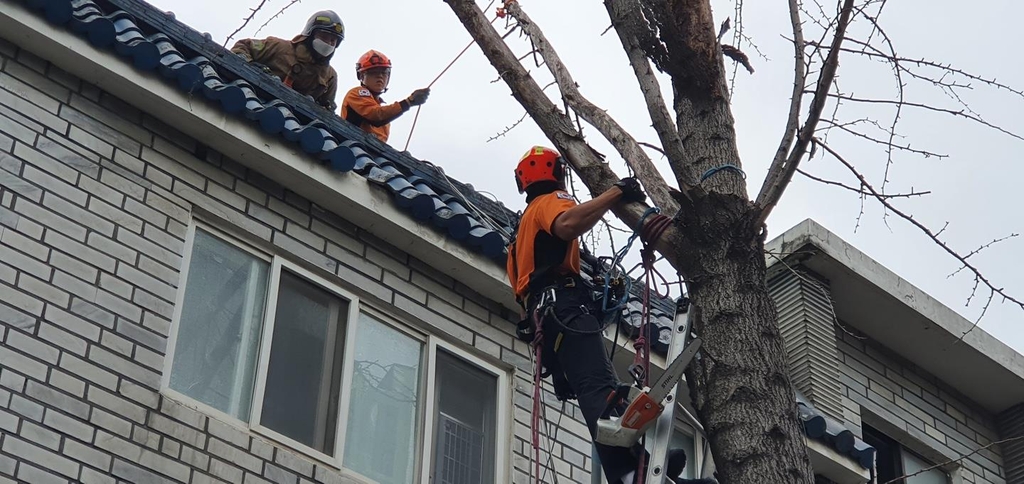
[{"x1": 507, "y1": 191, "x2": 580, "y2": 301}]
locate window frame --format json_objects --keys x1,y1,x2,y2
[
  {"x1": 863, "y1": 423, "x2": 951, "y2": 484},
  {"x1": 162, "y1": 220, "x2": 512, "y2": 483},
  {"x1": 248, "y1": 256, "x2": 363, "y2": 467}
]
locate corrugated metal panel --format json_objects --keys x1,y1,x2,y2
[
  {"x1": 998, "y1": 404, "x2": 1024, "y2": 484},
  {"x1": 769, "y1": 269, "x2": 845, "y2": 422}
]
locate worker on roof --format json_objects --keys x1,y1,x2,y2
[
  {"x1": 231, "y1": 10, "x2": 342, "y2": 111},
  {"x1": 507, "y1": 146, "x2": 679, "y2": 483},
  {"x1": 340, "y1": 50, "x2": 429, "y2": 144}
]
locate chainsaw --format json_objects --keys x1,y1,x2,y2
[{"x1": 596, "y1": 337, "x2": 703, "y2": 448}]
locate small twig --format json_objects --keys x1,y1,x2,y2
[
  {"x1": 947, "y1": 234, "x2": 1019, "y2": 278},
  {"x1": 797, "y1": 169, "x2": 930, "y2": 199},
  {"x1": 253, "y1": 0, "x2": 300, "y2": 37},
  {"x1": 820, "y1": 93, "x2": 1024, "y2": 142},
  {"x1": 815, "y1": 137, "x2": 1024, "y2": 340},
  {"x1": 487, "y1": 81, "x2": 556, "y2": 142},
  {"x1": 224, "y1": 0, "x2": 272, "y2": 47},
  {"x1": 638, "y1": 142, "x2": 667, "y2": 157}
]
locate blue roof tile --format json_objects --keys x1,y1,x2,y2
[{"x1": 42, "y1": 0, "x2": 512, "y2": 262}]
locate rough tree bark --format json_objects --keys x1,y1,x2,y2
[{"x1": 442, "y1": 0, "x2": 856, "y2": 482}]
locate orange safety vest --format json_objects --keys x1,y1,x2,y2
[{"x1": 506, "y1": 191, "x2": 580, "y2": 302}]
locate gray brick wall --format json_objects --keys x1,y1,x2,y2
[
  {"x1": 836, "y1": 326, "x2": 1007, "y2": 484},
  {"x1": 0, "y1": 37, "x2": 595, "y2": 483}
]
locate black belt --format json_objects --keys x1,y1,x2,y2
[{"x1": 525, "y1": 275, "x2": 584, "y2": 308}]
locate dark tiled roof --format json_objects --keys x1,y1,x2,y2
[
  {"x1": 796, "y1": 392, "x2": 875, "y2": 469},
  {"x1": 40, "y1": 0, "x2": 512, "y2": 261},
  {"x1": 19, "y1": 0, "x2": 873, "y2": 467}
]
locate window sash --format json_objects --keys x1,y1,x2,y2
[
  {"x1": 165, "y1": 222, "x2": 511, "y2": 482},
  {"x1": 249, "y1": 257, "x2": 362, "y2": 467}
]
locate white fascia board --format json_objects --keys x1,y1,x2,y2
[{"x1": 806, "y1": 436, "x2": 870, "y2": 484}]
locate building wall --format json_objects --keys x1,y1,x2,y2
[
  {"x1": 836, "y1": 325, "x2": 1006, "y2": 484},
  {"x1": 0, "y1": 36, "x2": 593, "y2": 483}
]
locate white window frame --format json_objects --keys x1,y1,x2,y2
[
  {"x1": 162, "y1": 220, "x2": 513, "y2": 484},
  {"x1": 248, "y1": 256, "x2": 362, "y2": 467}
]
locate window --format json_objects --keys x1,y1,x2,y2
[
  {"x1": 431, "y1": 350, "x2": 498, "y2": 484},
  {"x1": 863, "y1": 425, "x2": 947, "y2": 484},
  {"x1": 164, "y1": 225, "x2": 509, "y2": 482}
]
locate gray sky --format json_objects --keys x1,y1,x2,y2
[{"x1": 150, "y1": 0, "x2": 1024, "y2": 354}]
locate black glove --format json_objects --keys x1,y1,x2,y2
[
  {"x1": 407, "y1": 88, "x2": 430, "y2": 106},
  {"x1": 614, "y1": 177, "x2": 646, "y2": 204}
]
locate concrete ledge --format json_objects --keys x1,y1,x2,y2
[
  {"x1": 806, "y1": 437, "x2": 871, "y2": 484},
  {"x1": 767, "y1": 218, "x2": 1024, "y2": 413}
]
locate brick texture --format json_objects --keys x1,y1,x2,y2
[
  {"x1": 836, "y1": 327, "x2": 1008, "y2": 484},
  {"x1": 0, "y1": 37, "x2": 592, "y2": 484}
]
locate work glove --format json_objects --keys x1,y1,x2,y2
[
  {"x1": 407, "y1": 88, "x2": 430, "y2": 106},
  {"x1": 614, "y1": 176, "x2": 646, "y2": 204},
  {"x1": 248, "y1": 60, "x2": 274, "y2": 75}
]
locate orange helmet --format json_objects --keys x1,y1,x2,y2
[
  {"x1": 356, "y1": 50, "x2": 392, "y2": 78},
  {"x1": 514, "y1": 146, "x2": 566, "y2": 193}
]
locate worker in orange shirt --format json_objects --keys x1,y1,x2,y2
[
  {"x1": 340, "y1": 50, "x2": 429, "y2": 144},
  {"x1": 507, "y1": 146, "x2": 705, "y2": 484},
  {"x1": 231, "y1": 10, "x2": 343, "y2": 110}
]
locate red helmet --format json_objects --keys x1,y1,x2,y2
[
  {"x1": 514, "y1": 146, "x2": 565, "y2": 193},
  {"x1": 356, "y1": 50, "x2": 392, "y2": 78}
]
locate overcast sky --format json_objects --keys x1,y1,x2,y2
[{"x1": 148, "y1": 0, "x2": 1024, "y2": 354}]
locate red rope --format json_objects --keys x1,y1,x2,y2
[
  {"x1": 631, "y1": 213, "x2": 673, "y2": 483},
  {"x1": 403, "y1": 2, "x2": 508, "y2": 152},
  {"x1": 530, "y1": 306, "x2": 544, "y2": 483}
]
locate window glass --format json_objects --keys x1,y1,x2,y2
[
  {"x1": 169, "y1": 229, "x2": 269, "y2": 420},
  {"x1": 670, "y1": 432, "x2": 697, "y2": 479},
  {"x1": 431, "y1": 350, "x2": 498, "y2": 484},
  {"x1": 343, "y1": 313, "x2": 424, "y2": 483},
  {"x1": 903, "y1": 450, "x2": 946, "y2": 484},
  {"x1": 260, "y1": 271, "x2": 348, "y2": 454}
]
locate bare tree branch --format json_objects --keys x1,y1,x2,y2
[
  {"x1": 755, "y1": 0, "x2": 856, "y2": 227},
  {"x1": 764, "y1": 0, "x2": 809, "y2": 204},
  {"x1": 818, "y1": 119, "x2": 948, "y2": 158},
  {"x1": 503, "y1": 1, "x2": 680, "y2": 215},
  {"x1": 797, "y1": 168, "x2": 931, "y2": 199},
  {"x1": 254, "y1": 0, "x2": 301, "y2": 37},
  {"x1": 224, "y1": 0, "x2": 271, "y2": 47},
  {"x1": 815, "y1": 137, "x2": 1024, "y2": 340},
  {"x1": 822, "y1": 93, "x2": 1024, "y2": 142},
  {"x1": 883, "y1": 436, "x2": 1024, "y2": 484},
  {"x1": 638, "y1": 141, "x2": 667, "y2": 157},
  {"x1": 603, "y1": 0, "x2": 696, "y2": 196},
  {"x1": 444, "y1": 0, "x2": 681, "y2": 268}
]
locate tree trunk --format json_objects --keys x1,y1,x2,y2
[
  {"x1": 441, "y1": 1, "x2": 816, "y2": 482},
  {"x1": 677, "y1": 203, "x2": 813, "y2": 483}
]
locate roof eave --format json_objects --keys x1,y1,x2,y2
[
  {"x1": 0, "y1": 0, "x2": 518, "y2": 312},
  {"x1": 766, "y1": 219, "x2": 1024, "y2": 414}
]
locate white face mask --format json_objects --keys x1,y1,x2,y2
[{"x1": 311, "y1": 38, "x2": 335, "y2": 57}]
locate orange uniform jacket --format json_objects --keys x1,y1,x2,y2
[
  {"x1": 231, "y1": 36, "x2": 338, "y2": 110},
  {"x1": 507, "y1": 191, "x2": 581, "y2": 302},
  {"x1": 340, "y1": 87, "x2": 411, "y2": 143}
]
